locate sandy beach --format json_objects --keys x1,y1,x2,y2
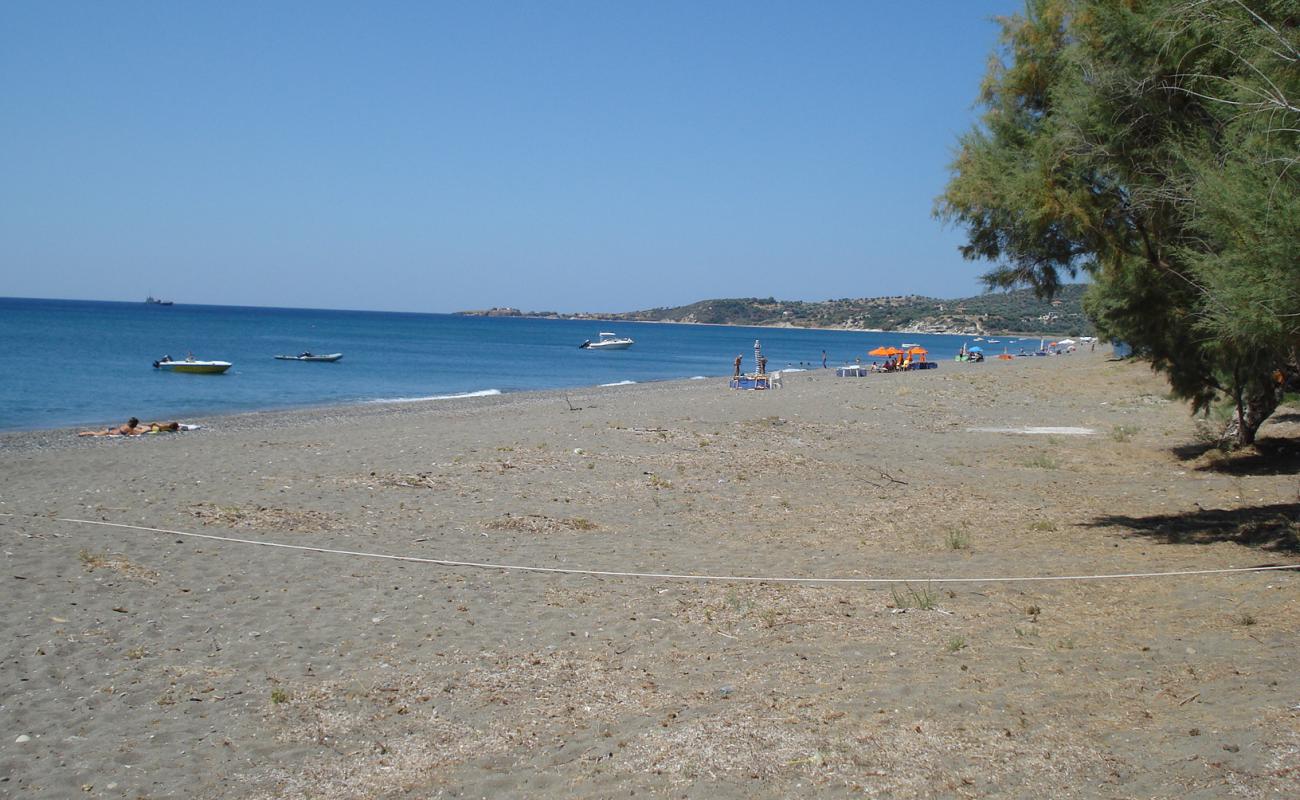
[{"x1": 2, "y1": 351, "x2": 1297, "y2": 799}]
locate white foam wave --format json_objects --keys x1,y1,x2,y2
[
  {"x1": 600, "y1": 380, "x2": 637, "y2": 387},
  {"x1": 368, "y1": 389, "x2": 502, "y2": 404},
  {"x1": 689, "y1": 376, "x2": 708, "y2": 380}
]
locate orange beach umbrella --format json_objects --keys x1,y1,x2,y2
[
  {"x1": 906, "y1": 347, "x2": 928, "y2": 355},
  {"x1": 868, "y1": 346, "x2": 901, "y2": 357}
]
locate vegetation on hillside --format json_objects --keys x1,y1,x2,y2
[
  {"x1": 598, "y1": 285, "x2": 1091, "y2": 335},
  {"x1": 459, "y1": 285, "x2": 1093, "y2": 335}
]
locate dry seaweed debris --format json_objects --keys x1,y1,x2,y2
[
  {"x1": 620, "y1": 712, "x2": 831, "y2": 781},
  {"x1": 78, "y1": 548, "x2": 159, "y2": 582},
  {"x1": 620, "y1": 709, "x2": 1125, "y2": 795},
  {"x1": 247, "y1": 652, "x2": 654, "y2": 799},
  {"x1": 248, "y1": 706, "x2": 486, "y2": 800},
  {"x1": 482, "y1": 512, "x2": 601, "y2": 534},
  {"x1": 188, "y1": 502, "x2": 339, "y2": 533},
  {"x1": 671, "y1": 584, "x2": 890, "y2": 634},
  {"x1": 351, "y1": 471, "x2": 449, "y2": 490}
]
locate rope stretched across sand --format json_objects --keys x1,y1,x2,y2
[{"x1": 6, "y1": 513, "x2": 1299, "y2": 585}]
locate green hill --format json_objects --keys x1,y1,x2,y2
[
  {"x1": 581, "y1": 285, "x2": 1093, "y2": 335},
  {"x1": 459, "y1": 285, "x2": 1094, "y2": 336}
]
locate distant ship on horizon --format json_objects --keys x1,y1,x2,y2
[{"x1": 145, "y1": 295, "x2": 174, "y2": 306}]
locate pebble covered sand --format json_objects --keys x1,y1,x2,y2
[{"x1": 2, "y1": 351, "x2": 1297, "y2": 798}]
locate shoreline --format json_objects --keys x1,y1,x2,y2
[
  {"x1": 0, "y1": 372, "x2": 736, "y2": 447},
  {"x1": 0, "y1": 346, "x2": 1100, "y2": 443}
]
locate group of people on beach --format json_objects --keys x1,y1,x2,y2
[
  {"x1": 735, "y1": 350, "x2": 926, "y2": 376},
  {"x1": 876, "y1": 356, "x2": 914, "y2": 371},
  {"x1": 78, "y1": 417, "x2": 181, "y2": 437}
]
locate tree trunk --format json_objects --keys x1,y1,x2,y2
[{"x1": 1221, "y1": 384, "x2": 1280, "y2": 447}]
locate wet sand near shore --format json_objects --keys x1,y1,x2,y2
[{"x1": 2, "y1": 351, "x2": 1297, "y2": 798}]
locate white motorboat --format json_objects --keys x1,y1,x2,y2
[
  {"x1": 153, "y1": 355, "x2": 231, "y2": 374},
  {"x1": 274, "y1": 352, "x2": 343, "y2": 362},
  {"x1": 580, "y1": 332, "x2": 634, "y2": 350}
]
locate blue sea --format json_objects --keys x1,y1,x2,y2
[{"x1": 0, "y1": 297, "x2": 992, "y2": 431}]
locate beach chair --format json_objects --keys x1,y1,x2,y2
[{"x1": 770, "y1": 371, "x2": 783, "y2": 388}]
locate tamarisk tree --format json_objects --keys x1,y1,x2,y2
[{"x1": 937, "y1": 0, "x2": 1299, "y2": 445}]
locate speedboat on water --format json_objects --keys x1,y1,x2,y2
[
  {"x1": 579, "y1": 332, "x2": 634, "y2": 350},
  {"x1": 274, "y1": 352, "x2": 343, "y2": 362},
  {"x1": 153, "y1": 354, "x2": 231, "y2": 374}
]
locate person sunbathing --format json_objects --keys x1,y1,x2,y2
[
  {"x1": 79, "y1": 418, "x2": 180, "y2": 437},
  {"x1": 79, "y1": 417, "x2": 143, "y2": 436}
]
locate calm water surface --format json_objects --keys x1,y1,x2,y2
[{"x1": 0, "y1": 297, "x2": 996, "y2": 431}]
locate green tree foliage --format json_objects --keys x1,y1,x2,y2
[{"x1": 937, "y1": 0, "x2": 1300, "y2": 445}]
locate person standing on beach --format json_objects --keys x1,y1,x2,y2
[
  {"x1": 822, "y1": 350, "x2": 828, "y2": 369},
  {"x1": 734, "y1": 355, "x2": 743, "y2": 377}
]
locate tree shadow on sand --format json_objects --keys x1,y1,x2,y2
[
  {"x1": 1087, "y1": 503, "x2": 1300, "y2": 553},
  {"x1": 1170, "y1": 441, "x2": 1218, "y2": 461},
  {"x1": 1169, "y1": 436, "x2": 1300, "y2": 477}
]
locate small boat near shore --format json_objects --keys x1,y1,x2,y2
[
  {"x1": 153, "y1": 355, "x2": 231, "y2": 374},
  {"x1": 274, "y1": 352, "x2": 343, "y2": 362},
  {"x1": 580, "y1": 332, "x2": 634, "y2": 350}
]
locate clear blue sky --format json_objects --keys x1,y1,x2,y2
[{"x1": 2, "y1": 1, "x2": 1022, "y2": 313}]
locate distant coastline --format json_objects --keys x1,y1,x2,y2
[
  {"x1": 456, "y1": 284, "x2": 1093, "y2": 337},
  {"x1": 453, "y1": 308, "x2": 895, "y2": 334},
  {"x1": 455, "y1": 314, "x2": 1070, "y2": 339}
]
